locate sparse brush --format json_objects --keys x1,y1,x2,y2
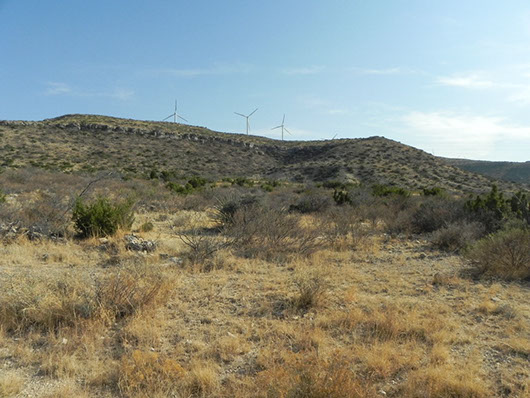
[
  {"x1": 226, "y1": 205, "x2": 322, "y2": 261},
  {"x1": 431, "y1": 221, "x2": 484, "y2": 252},
  {"x1": 96, "y1": 265, "x2": 172, "y2": 321},
  {"x1": 465, "y1": 225, "x2": 530, "y2": 280},
  {"x1": 0, "y1": 265, "x2": 172, "y2": 333},
  {"x1": 292, "y1": 270, "x2": 327, "y2": 313}
]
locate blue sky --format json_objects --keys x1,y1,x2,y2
[{"x1": 1, "y1": 1, "x2": 529, "y2": 161}]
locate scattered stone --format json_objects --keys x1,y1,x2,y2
[
  {"x1": 491, "y1": 297, "x2": 501, "y2": 302},
  {"x1": 124, "y1": 234, "x2": 157, "y2": 253}
]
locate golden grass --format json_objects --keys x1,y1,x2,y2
[
  {"x1": 0, "y1": 371, "x2": 24, "y2": 397},
  {"x1": 0, "y1": 207, "x2": 528, "y2": 397}
]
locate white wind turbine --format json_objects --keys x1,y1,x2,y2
[
  {"x1": 163, "y1": 100, "x2": 188, "y2": 123},
  {"x1": 271, "y1": 114, "x2": 291, "y2": 141},
  {"x1": 234, "y1": 108, "x2": 258, "y2": 135}
]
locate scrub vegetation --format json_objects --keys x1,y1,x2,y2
[{"x1": 0, "y1": 166, "x2": 528, "y2": 398}]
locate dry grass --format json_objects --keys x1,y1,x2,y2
[
  {"x1": 0, "y1": 371, "x2": 24, "y2": 397},
  {"x1": 0, "y1": 180, "x2": 528, "y2": 397}
]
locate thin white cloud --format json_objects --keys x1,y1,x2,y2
[
  {"x1": 435, "y1": 73, "x2": 496, "y2": 89},
  {"x1": 402, "y1": 111, "x2": 530, "y2": 158},
  {"x1": 154, "y1": 63, "x2": 252, "y2": 77},
  {"x1": 299, "y1": 95, "x2": 349, "y2": 116},
  {"x1": 44, "y1": 82, "x2": 134, "y2": 100},
  {"x1": 46, "y1": 82, "x2": 72, "y2": 95},
  {"x1": 281, "y1": 66, "x2": 324, "y2": 75},
  {"x1": 506, "y1": 85, "x2": 530, "y2": 105},
  {"x1": 350, "y1": 67, "x2": 417, "y2": 75},
  {"x1": 326, "y1": 108, "x2": 348, "y2": 115}
]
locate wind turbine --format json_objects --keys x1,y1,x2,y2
[
  {"x1": 234, "y1": 108, "x2": 258, "y2": 135},
  {"x1": 271, "y1": 114, "x2": 291, "y2": 141},
  {"x1": 163, "y1": 100, "x2": 188, "y2": 123}
]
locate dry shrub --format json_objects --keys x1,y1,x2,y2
[
  {"x1": 256, "y1": 352, "x2": 375, "y2": 398},
  {"x1": 96, "y1": 265, "x2": 172, "y2": 321},
  {"x1": 118, "y1": 350, "x2": 184, "y2": 397},
  {"x1": 0, "y1": 191, "x2": 71, "y2": 239},
  {"x1": 292, "y1": 269, "x2": 328, "y2": 313},
  {"x1": 465, "y1": 227, "x2": 530, "y2": 280},
  {"x1": 321, "y1": 207, "x2": 369, "y2": 251},
  {"x1": 0, "y1": 272, "x2": 97, "y2": 333},
  {"x1": 431, "y1": 221, "x2": 484, "y2": 252},
  {"x1": 176, "y1": 228, "x2": 229, "y2": 271},
  {"x1": 227, "y1": 205, "x2": 321, "y2": 262},
  {"x1": 0, "y1": 265, "x2": 172, "y2": 334},
  {"x1": 403, "y1": 364, "x2": 490, "y2": 398},
  {"x1": 411, "y1": 196, "x2": 464, "y2": 233}
]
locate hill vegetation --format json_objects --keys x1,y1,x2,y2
[
  {"x1": 445, "y1": 158, "x2": 530, "y2": 186},
  {"x1": 0, "y1": 114, "x2": 524, "y2": 193}
]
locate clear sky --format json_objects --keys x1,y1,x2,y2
[{"x1": 1, "y1": 1, "x2": 529, "y2": 161}]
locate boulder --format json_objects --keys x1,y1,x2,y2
[{"x1": 124, "y1": 234, "x2": 157, "y2": 253}]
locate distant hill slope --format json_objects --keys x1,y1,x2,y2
[
  {"x1": 0, "y1": 114, "x2": 525, "y2": 193},
  {"x1": 444, "y1": 158, "x2": 530, "y2": 185}
]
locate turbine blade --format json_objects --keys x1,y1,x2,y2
[
  {"x1": 162, "y1": 113, "x2": 174, "y2": 121},
  {"x1": 282, "y1": 114, "x2": 285, "y2": 124},
  {"x1": 271, "y1": 126, "x2": 281, "y2": 130},
  {"x1": 234, "y1": 112, "x2": 246, "y2": 117},
  {"x1": 285, "y1": 128, "x2": 292, "y2": 135},
  {"x1": 178, "y1": 115, "x2": 189, "y2": 123},
  {"x1": 249, "y1": 108, "x2": 258, "y2": 117}
]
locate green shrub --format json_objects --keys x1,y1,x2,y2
[
  {"x1": 509, "y1": 191, "x2": 530, "y2": 225},
  {"x1": 72, "y1": 196, "x2": 135, "y2": 238},
  {"x1": 187, "y1": 176, "x2": 207, "y2": 189},
  {"x1": 333, "y1": 189, "x2": 351, "y2": 205},
  {"x1": 422, "y1": 187, "x2": 446, "y2": 197},
  {"x1": 465, "y1": 225, "x2": 530, "y2": 280},
  {"x1": 372, "y1": 184, "x2": 410, "y2": 198},
  {"x1": 166, "y1": 182, "x2": 192, "y2": 195},
  {"x1": 465, "y1": 185, "x2": 510, "y2": 233},
  {"x1": 139, "y1": 221, "x2": 154, "y2": 232},
  {"x1": 0, "y1": 188, "x2": 5, "y2": 204}
]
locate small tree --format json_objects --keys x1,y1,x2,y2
[{"x1": 72, "y1": 196, "x2": 135, "y2": 238}]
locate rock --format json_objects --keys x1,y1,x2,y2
[
  {"x1": 124, "y1": 234, "x2": 157, "y2": 253},
  {"x1": 491, "y1": 297, "x2": 501, "y2": 302}
]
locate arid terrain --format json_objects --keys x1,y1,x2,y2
[
  {"x1": 1, "y1": 115, "x2": 525, "y2": 193},
  {"x1": 0, "y1": 118, "x2": 528, "y2": 398}
]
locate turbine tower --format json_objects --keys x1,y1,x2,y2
[
  {"x1": 163, "y1": 100, "x2": 188, "y2": 123},
  {"x1": 234, "y1": 108, "x2": 258, "y2": 135},
  {"x1": 271, "y1": 114, "x2": 291, "y2": 141}
]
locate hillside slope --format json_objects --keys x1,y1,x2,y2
[
  {"x1": 445, "y1": 158, "x2": 530, "y2": 185},
  {"x1": 0, "y1": 114, "x2": 523, "y2": 193}
]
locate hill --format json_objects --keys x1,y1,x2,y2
[
  {"x1": 0, "y1": 114, "x2": 524, "y2": 193},
  {"x1": 445, "y1": 158, "x2": 530, "y2": 185}
]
